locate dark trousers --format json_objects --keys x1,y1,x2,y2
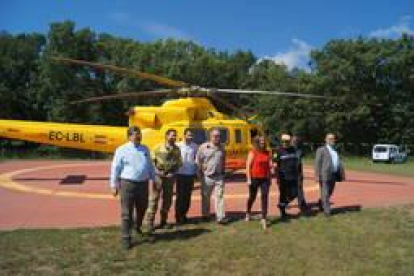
[
  {"x1": 246, "y1": 178, "x2": 270, "y2": 219},
  {"x1": 278, "y1": 179, "x2": 299, "y2": 209},
  {"x1": 319, "y1": 180, "x2": 336, "y2": 214},
  {"x1": 297, "y1": 175, "x2": 307, "y2": 208},
  {"x1": 175, "y1": 174, "x2": 195, "y2": 222},
  {"x1": 120, "y1": 179, "x2": 149, "y2": 240}
]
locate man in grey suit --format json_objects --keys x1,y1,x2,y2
[{"x1": 314, "y1": 133, "x2": 345, "y2": 216}]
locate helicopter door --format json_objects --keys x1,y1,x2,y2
[
  {"x1": 233, "y1": 128, "x2": 244, "y2": 159},
  {"x1": 189, "y1": 128, "x2": 207, "y2": 145}
]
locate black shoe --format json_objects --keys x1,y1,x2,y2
[
  {"x1": 300, "y1": 202, "x2": 309, "y2": 211},
  {"x1": 201, "y1": 216, "x2": 211, "y2": 222},
  {"x1": 280, "y1": 213, "x2": 289, "y2": 222},
  {"x1": 175, "y1": 217, "x2": 184, "y2": 226},
  {"x1": 144, "y1": 233, "x2": 156, "y2": 243},
  {"x1": 176, "y1": 217, "x2": 189, "y2": 226},
  {"x1": 300, "y1": 204, "x2": 310, "y2": 216},
  {"x1": 281, "y1": 213, "x2": 291, "y2": 222},
  {"x1": 279, "y1": 207, "x2": 288, "y2": 220},
  {"x1": 122, "y1": 238, "x2": 132, "y2": 250},
  {"x1": 157, "y1": 221, "x2": 167, "y2": 229},
  {"x1": 217, "y1": 218, "x2": 228, "y2": 225},
  {"x1": 317, "y1": 200, "x2": 324, "y2": 212},
  {"x1": 146, "y1": 223, "x2": 155, "y2": 234}
]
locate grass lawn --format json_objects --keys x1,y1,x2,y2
[
  {"x1": 341, "y1": 157, "x2": 414, "y2": 177},
  {"x1": 305, "y1": 157, "x2": 414, "y2": 178},
  {"x1": 1, "y1": 205, "x2": 414, "y2": 275}
]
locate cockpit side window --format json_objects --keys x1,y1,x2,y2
[
  {"x1": 235, "y1": 129, "x2": 242, "y2": 144},
  {"x1": 208, "y1": 127, "x2": 229, "y2": 144}
]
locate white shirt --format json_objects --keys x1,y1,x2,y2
[
  {"x1": 110, "y1": 142, "x2": 155, "y2": 189},
  {"x1": 327, "y1": 145, "x2": 339, "y2": 172},
  {"x1": 177, "y1": 141, "x2": 198, "y2": 176}
]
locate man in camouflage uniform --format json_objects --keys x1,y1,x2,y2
[{"x1": 146, "y1": 129, "x2": 182, "y2": 231}]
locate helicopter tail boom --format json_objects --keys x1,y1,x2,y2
[{"x1": 0, "y1": 120, "x2": 127, "y2": 153}]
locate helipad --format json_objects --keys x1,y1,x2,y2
[{"x1": 0, "y1": 160, "x2": 413, "y2": 230}]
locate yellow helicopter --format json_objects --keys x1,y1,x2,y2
[{"x1": 0, "y1": 57, "x2": 326, "y2": 170}]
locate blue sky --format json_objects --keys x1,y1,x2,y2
[{"x1": 1, "y1": 0, "x2": 413, "y2": 69}]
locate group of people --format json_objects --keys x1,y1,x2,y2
[{"x1": 110, "y1": 126, "x2": 345, "y2": 249}]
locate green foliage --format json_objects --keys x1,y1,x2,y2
[
  {"x1": 0, "y1": 21, "x2": 413, "y2": 154},
  {"x1": 253, "y1": 36, "x2": 414, "y2": 152},
  {"x1": 0, "y1": 31, "x2": 45, "y2": 120},
  {"x1": 309, "y1": 36, "x2": 414, "y2": 146}
]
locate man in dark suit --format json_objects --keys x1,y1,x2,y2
[{"x1": 314, "y1": 133, "x2": 345, "y2": 216}]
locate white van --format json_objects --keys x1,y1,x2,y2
[{"x1": 372, "y1": 144, "x2": 407, "y2": 163}]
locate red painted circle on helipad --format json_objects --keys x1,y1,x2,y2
[{"x1": 0, "y1": 160, "x2": 413, "y2": 230}]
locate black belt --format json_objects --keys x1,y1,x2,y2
[{"x1": 120, "y1": 178, "x2": 148, "y2": 184}]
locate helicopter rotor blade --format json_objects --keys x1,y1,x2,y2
[
  {"x1": 52, "y1": 57, "x2": 189, "y2": 88},
  {"x1": 206, "y1": 94, "x2": 249, "y2": 120},
  {"x1": 70, "y1": 89, "x2": 175, "y2": 104},
  {"x1": 214, "y1": 88, "x2": 331, "y2": 99}
]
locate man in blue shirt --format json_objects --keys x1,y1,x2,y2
[
  {"x1": 314, "y1": 133, "x2": 346, "y2": 216},
  {"x1": 110, "y1": 126, "x2": 155, "y2": 249}
]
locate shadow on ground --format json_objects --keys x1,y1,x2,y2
[{"x1": 149, "y1": 228, "x2": 211, "y2": 244}]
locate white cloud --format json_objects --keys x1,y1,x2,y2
[
  {"x1": 369, "y1": 15, "x2": 414, "y2": 38},
  {"x1": 260, "y1": 39, "x2": 313, "y2": 71},
  {"x1": 108, "y1": 11, "x2": 191, "y2": 40}
]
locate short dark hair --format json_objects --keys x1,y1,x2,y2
[
  {"x1": 165, "y1": 129, "x2": 177, "y2": 136},
  {"x1": 127, "y1": 126, "x2": 140, "y2": 137},
  {"x1": 184, "y1": 128, "x2": 193, "y2": 135},
  {"x1": 253, "y1": 135, "x2": 266, "y2": 150}
]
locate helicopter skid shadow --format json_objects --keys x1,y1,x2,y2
[
  {"x1": 59, "y1": 175, "x2": 87, "y2": 185},
  {"x1": 13, "y1": 175, "x2": 109, "y2": 185}
]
